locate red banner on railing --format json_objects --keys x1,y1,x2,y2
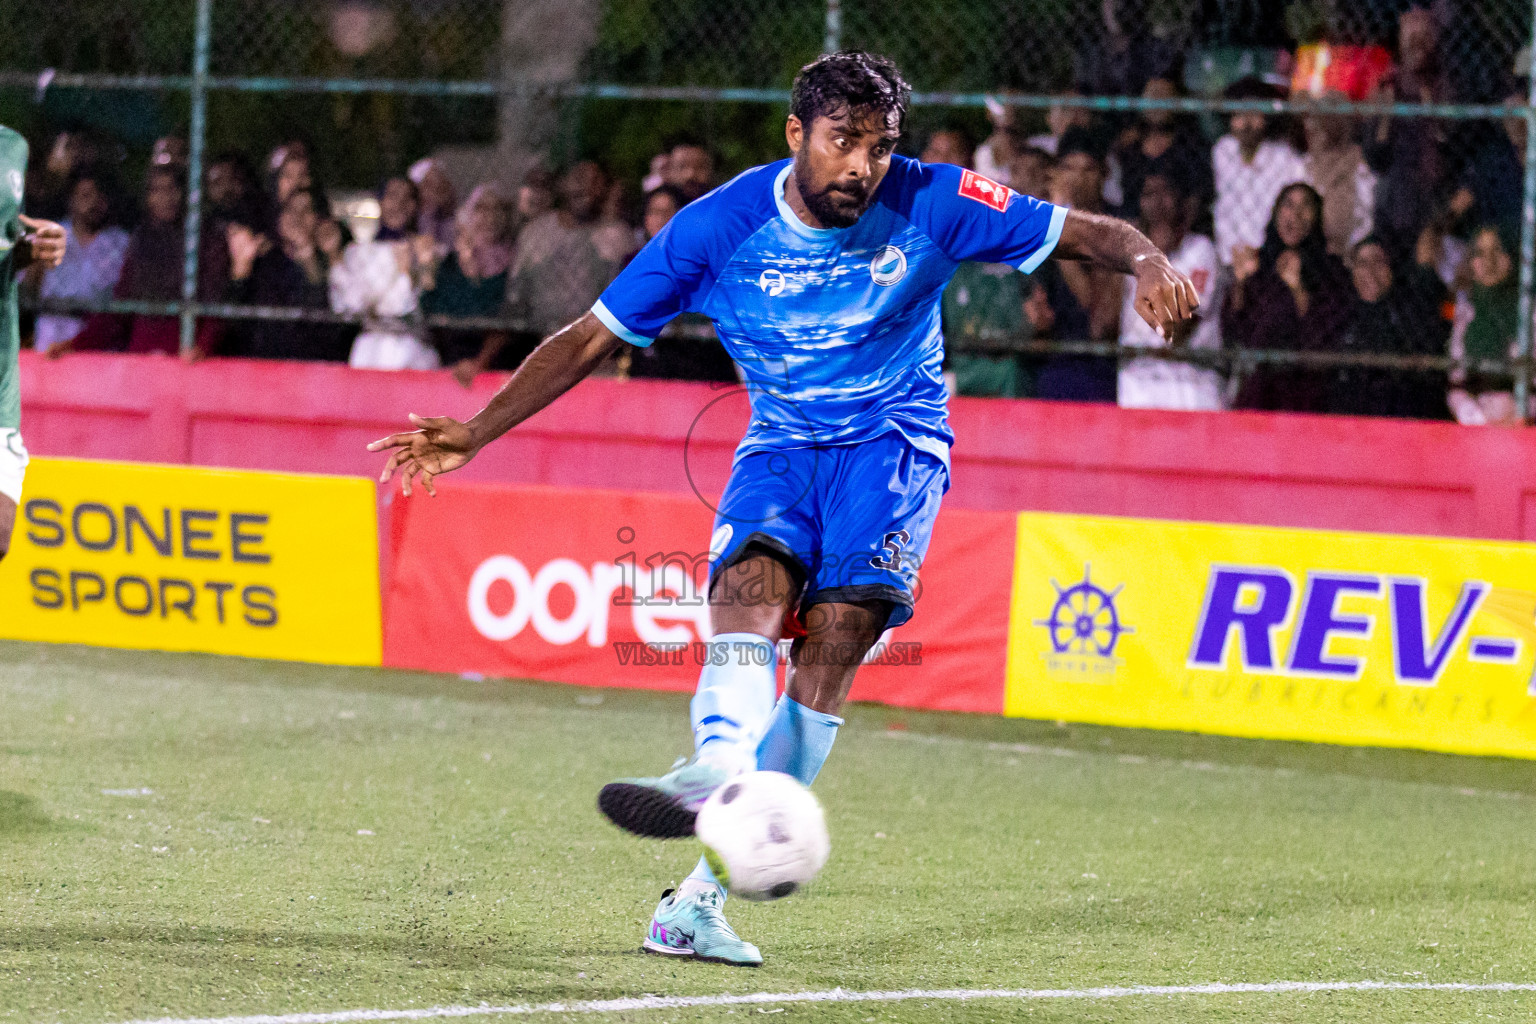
[{"x1": 382, "y1": 482, "x2": 1013, "y2": 713}]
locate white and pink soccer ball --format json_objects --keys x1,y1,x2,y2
[{"x1": 696, "y1": 770, "x2": 830, "y2": 901}]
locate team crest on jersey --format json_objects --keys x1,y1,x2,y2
[
  {"x1": 869, "y1": 245, "x2": 907, "y2": 286},
  {"x1": 758, "y1": 269, "x2": 786, "y2": 296},
  {"x1": 959, "y1": 169, "x2": 1011, "y2": 212},
  {"x1": 7, "y1": 170, "x2": 20, "y2": 201}
]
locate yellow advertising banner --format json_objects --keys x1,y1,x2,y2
[
  {"x1": 0, "y1": 458, "x2": 381, "y2": 666},
  {"x1": 1006, "y1": 512, "x2": 1536, "y2": 759}
]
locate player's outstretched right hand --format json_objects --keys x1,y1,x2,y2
[{"x1": 367, "y1": 413, "x2": 477, "y2": 497}]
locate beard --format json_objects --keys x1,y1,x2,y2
[{"x1": 793, "y1": 159, "x2": 873, "y2": 228}]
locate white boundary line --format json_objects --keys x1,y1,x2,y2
[{"x1": 107, "y1": 979, "x2": 1536, "y2": 1024}]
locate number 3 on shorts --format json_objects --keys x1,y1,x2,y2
[{"x1": 870, "y1": 529, "x2": 912, "y2": 571}]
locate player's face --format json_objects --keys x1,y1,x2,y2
[{"x1": 787, "y1": 108, "x2": 900, "y2": 228}]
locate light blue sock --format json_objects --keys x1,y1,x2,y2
[
  {"x1": 681, "y1": 632, "x2": 778, "y2": 900},
  {"x1": 755, "y1": 695, "x2": 843, "y2": 786},
  {"x1": 682, "y1": 695, "x2": 842, "y2": 901},
  {"x1": 690, "y1": 632, "x2": 778, "y2": 775}
]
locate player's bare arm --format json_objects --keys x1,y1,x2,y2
[
  {"x1": 1053, "y1": 208, "x2": 1198, "y2": 340},
  {"x1": 367, "y1": 311, "x2": 622, "y2": 496}
]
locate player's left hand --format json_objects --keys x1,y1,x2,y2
[
  {"x1": 1132, "y1": 255, "x2": 1199, "y2": 343},
  {"x1": 367, "y1": 413, "x2": 478, "y2": 497},
  {"x1": 19, "y1": 215, "x2": 66, "y2": 270}
]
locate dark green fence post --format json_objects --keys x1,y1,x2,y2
[
  {"x1": 824, "y1": 0, "x2": 842, "y2": 54},
  {"x1": 179, "y1": 0, "x2": 212, "y2": 355},
  {"x1": 1515, "y1": 1, "x2": 1536, "y2": 422}
]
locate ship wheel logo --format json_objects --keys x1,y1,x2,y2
[{"x1": 1035, "y1": 565, "x2": 1133, "y2": 658}]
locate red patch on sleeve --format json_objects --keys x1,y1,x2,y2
[{"x1": 958, "y1": 169, "x2": 1011, "y2": 212}]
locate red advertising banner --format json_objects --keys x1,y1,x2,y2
[
  {"x1": 28, "y1": 353, "x2": 1536, "y2": 543},
  {"x1": 382, "y1": 482, "x2": 1012, "y2": 713}
]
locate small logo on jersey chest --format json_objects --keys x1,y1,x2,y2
[
  {"x1": 758, "y1": 269, "x2": 786, "y2": 296},
  {"x1": 959, "y1": 169, "x2": 1011, "y2": 212},
  {"x1": 870, "y1": 245, "x2": 907, "y2": 286}
]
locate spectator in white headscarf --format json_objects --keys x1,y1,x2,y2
[{"x1": 330, "y1": 175, "x2": 439, "y2": 370}]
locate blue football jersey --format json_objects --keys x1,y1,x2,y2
[{"x1": 593, "y1": 155, "x2": 1067, "y2": 465}]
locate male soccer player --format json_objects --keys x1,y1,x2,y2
[
  {"x1": 370, "y1": 52, "x2": 1197, "y2": 966},
  {"x1": 0, "y1": 126, "x2": 67, "y2": 559}
]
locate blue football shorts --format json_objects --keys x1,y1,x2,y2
[{"x1": 705, "y1": 431, "x2": 949, "y2": 631}]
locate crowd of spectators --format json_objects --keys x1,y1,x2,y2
[
  {"x1": 935, "y1": 4, "x2": 1531, "y2": 424},
  {"x1": 15, "y1": 4, "x2": 1534, "y2": 423},
  {"x1": 22, "y1": 133, "x2": 735, "y2": 388}
]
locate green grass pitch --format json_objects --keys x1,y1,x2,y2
[{"x1": 0, "y1": 639, "x2": 1533, "y2": 1023}]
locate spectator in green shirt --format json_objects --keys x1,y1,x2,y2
[
  {"x1": 939, "y1": 146, "x2": 1057, "y2": 399},
  {"x1": 942, "y1": 260, "x2": 1033, "y2": 398}
]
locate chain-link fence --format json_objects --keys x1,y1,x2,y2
[{"x1": 3, "y1": 0, "x2": 1535, "y2": 420}]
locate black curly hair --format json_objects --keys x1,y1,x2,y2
[{"x1": 789, "y1": 51, "x2": 911, "y2": 135}]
